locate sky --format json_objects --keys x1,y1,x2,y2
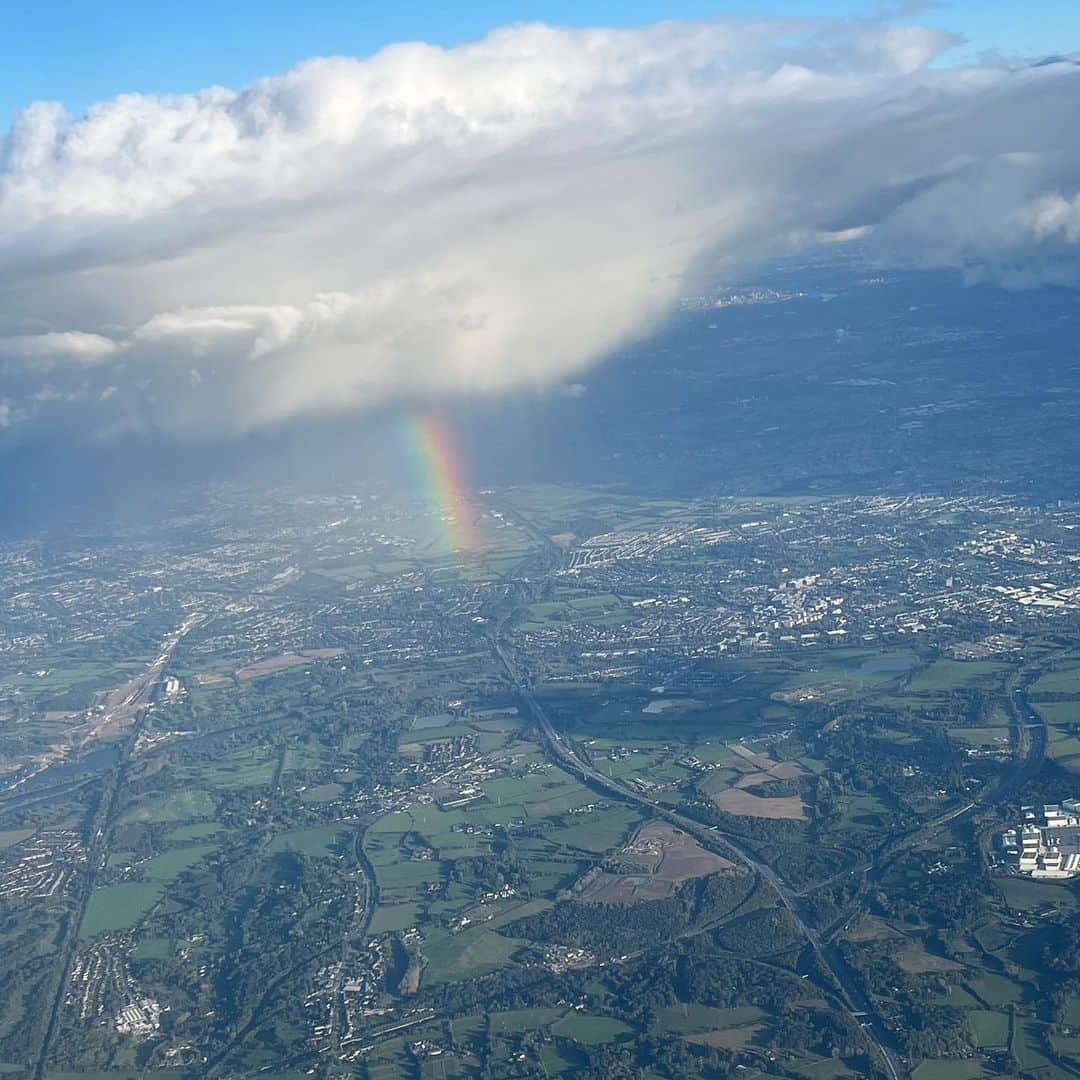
[
  {"x1": 1, "y1": 4, "x2": 1079, "y2": 445},
  {"x1": 4, "y1": 1, "x2": 1080, "y2": 128}
]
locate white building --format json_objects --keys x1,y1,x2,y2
[{"x1": 1000, "y1": 803, "x2": 1080, "y2": 880}]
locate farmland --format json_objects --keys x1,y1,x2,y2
[{"x1": 2, "y1": 476, "x2": 1080, "y2": 1079}]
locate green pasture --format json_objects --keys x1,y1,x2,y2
[
  {"x1": 421, "y1": 925, "x2": 522, "y2": 985},
  {"x1": 968, "y1": 1010, "x2": 1009, "y2": 1047},
  {"x1": 911, "y1": 1061, "x2": 983, "y2": 1080},
  {"x1": 80, "y1": 884, "x2": 163, "y2": 937},
  {"x1": 905, "y1": 660, "x2": 1009, "y2": 694},
  {"x1": 552, "y1": 1013, "x2": 635, "y2": 1045},
  {"x1": 653, "y1": 1004, "x2": 767, "y2": 1034},
  {"x1": 268, "y1": 825, "x2": 350, "y2": 858},
  {"x1": 117, "y1": 788, "x2": 216, "y2": 824}
]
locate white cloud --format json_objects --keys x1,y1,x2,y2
[
  {"x1": 0, "y1": 331, "x2": 119, "y2": 362},
  {"x1": 0, "y1": 18, "x2": 1079, "y2": 437},
  {"x1": 1023, "y1": 192, "x2": 1080, "y2": 244}
]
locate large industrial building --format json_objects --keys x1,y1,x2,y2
[{"x1": 999, "y1": 800, "x2": 1080, "y2": 880}]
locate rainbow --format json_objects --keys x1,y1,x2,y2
[{"x1": 404, "y1": 411, "x2": 479, "y2": 553}]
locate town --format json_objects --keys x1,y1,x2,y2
[{"x1": 0, "y1": 480, "x2": 1078, "y2": 1079}]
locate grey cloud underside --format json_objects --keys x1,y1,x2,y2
[{"x1": 0, "y1": 20, "x2": 1078, "y2": 438}]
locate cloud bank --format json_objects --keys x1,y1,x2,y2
[{"x1": 1, "y1": 18, "x2": 1079, "y2": 437}]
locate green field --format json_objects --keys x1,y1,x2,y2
[
  {"x1": 552, "y1": 1013, "x2": 635, "y2": 1045},
  {"x1": 268, "y1": 825, "x2": 350, "y2": 858},
  {"x1": 997, "y1": 876, "x2": 1078, "y2": 913},
  {"x1": 653, "y1": 1004, "x2": 767, "y2": 1034},
  {"x1": 539, "y1": 1042, "x2": 586, "y2": 1075},
  {"x1": 173, "y1": 748, "x2": 277, "y2": 789},
  {"x1": 948, "y1": 727, "x2": 1011, "y2": 746},
  {"x1": 489, "y1": 1008, "x2": 563, "y2": 1036},
  {"x1": 1033, "y1": 700, "x2": 1080, "y2": 727},
  {"x1": 911, "y1": 1061, "x2": 983, "y2": 1080},
  {"x1": 142, "y1": 844, "x2": 216, "y2": 880},
  {"x1": 905, "y1": 660, "x2": 1008, "y2": 694},
  {"x1": 547, "y1": 804, "x2": 643, "y2": 853},
  {"x1": 167, "y1": 821, "x2": 223, "y2": 842},
  {"x1": 421, "y1": 926, "x2": 522, "y2": 985},
  {"x1": 367, "y1": 902, "x2": 425, "y2": 934},
  {"x1": 1030, "y1": 663, "x2": 1080, "y2": 696},
  {"x1": 1012, "y1": 1015, "x2": 1058, "y2": 1074},
  {"x1": 968, "y1": 1010, "x2": 1009, "y2": 1047},
  {"x1": 0, "y1": 658, "x2": 145, "y2": 696},
  {"x1": 967, "y1": 973, "x2": 1024, "y2": 1007},
  {"x1": 80, "y1": 883, "x2": 163, "y2": 937},
  {"x1": 131, "y1": 936, "x2": 172, "y2": 961},
  {"x1": 932, "y1": 985, "x2": 983, "y2": 1009},
  {"x1": 117, "y1": 789, "x2": 216, "y2": 824},
  {"x1": 298, "y1": 782, "x2": 344, "y2": 802}
]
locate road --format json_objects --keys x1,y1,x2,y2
[
  {"x1": 203, "y1": 835, "x2": 377, "y2": 1075},
  {"x1": 490, "y1": 632, "x2": 1063, "y2": 1080},
  {"x1": 483, "y1": 498, "x2": 906, "y2": 1077},
  {"x1": 840, "y1": 646, "x2": 1061, "y2": 937},
  {"x1": 484, "y1": 496, "x2": 904, "y2": 1075},
  {"x1": 991, "y1": 652, "x2": 1051, "y2": 806},
  {"x1": 32, "y1": 614, "x2": 203, "y2": 1080},
  {"x1": 491, "y1": 493, "x2": 1072, "y2": 1079},
  {"x1": 206, "y1": 764, "x2": 380, "y2": 1072},
  {"x1": 490, "y1": 635, "x2": 906, "y2": 1080}
]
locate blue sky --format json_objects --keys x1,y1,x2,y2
[{"x1": 3, "y1": 0, "x2": 1080, "y2": 129}]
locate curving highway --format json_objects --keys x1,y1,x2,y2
[{"x1": 490, "y1": 634, "x2": 906, "y2": 1080}]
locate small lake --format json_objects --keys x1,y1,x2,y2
[{"x1": 19, "y1": 745, "x2": 121, "y2": 791}]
